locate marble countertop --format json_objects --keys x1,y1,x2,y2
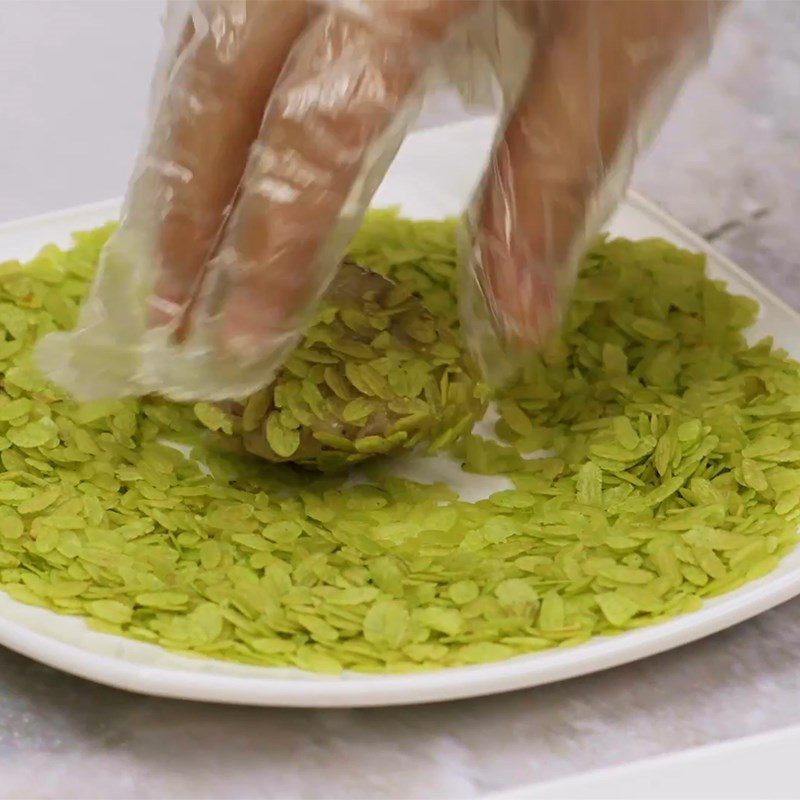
[{"x1": 0, "y1": 2, "x2": 798, "y2": 798}]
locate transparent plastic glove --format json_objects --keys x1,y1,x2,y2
[
  {"x1": 460, "y1": 0, "x2": 728, "y2": 380},
  {"x1": 37, "y1": 0, "x2": 726, "y2": 401}
]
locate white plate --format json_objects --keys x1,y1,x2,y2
[
  {"x1": 487, "y1": 723, "x2": 800, "y2": 799},
  {"x1": 0, "y1": 118, "x2": 798, "y2": 708}
]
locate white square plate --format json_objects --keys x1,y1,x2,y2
[{"x1": 0, "y1": 118, "x2": 798, "y2": 707}]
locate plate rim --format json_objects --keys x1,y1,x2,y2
[{"x1": 4, "y1": 564, "x2": 800, "y2": 708}]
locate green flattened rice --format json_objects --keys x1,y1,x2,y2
[{"x1": 0, "y1": 209, "x2": 796, "y2": 674}]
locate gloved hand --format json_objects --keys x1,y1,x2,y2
[{"x1": 39, "y1": 0, "x2": 727, "y2": 401}]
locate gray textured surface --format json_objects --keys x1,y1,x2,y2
[
  {"x1": 0, "y1": 2, "x2": 798, "y2": 798},
  {"x1": 4, "y1": 608, "x2": 800, "y2": 800},
  {"x1": 635, "y1": 1, "x2": 800, "y2": 312}
]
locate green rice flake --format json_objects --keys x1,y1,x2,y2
[
  {"x1": 363, "y1": 600, "x2": 411, "y2": 649},
  {"x1": 613, "y1": 417, "x2": 640, "y2": 450},
  {"x1": 538, "y1": 591, "x2": 565, "y2": 631},
  {"x1": 194, "y1": 402, "x2": 233, "y2": 435},
  {"x1": 414, "y1": 606, "x2": 463, "y2": 636},
  {"x1": 0, "y1": 213, "x2": 794, "y2": 674},
  {"x1": 265, "y1": 414, "x2": 301, "y2": 458},
  {"x1": 0, "y1": 398, "x2": 32, "y2": 422},
  {"x1": 86, "y1": 599, "x2": 133, "y2": 624},
  {"x1": 576, "y1": 462, "x2": 603, "y2": 506},
  {"x1": 8, "y1": 418, "x2": 58, "y2": 448},
  {"x1": 596, "y1": 592, "x2": 640, "y2": 626}
]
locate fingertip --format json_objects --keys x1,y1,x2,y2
[
  {"x1": 475, "y1": 190, "x2": 562, "y2": 352},
  {"x1": 478, "y1": 242, "x2": 560, "y2": 351},
  {"x1": 219, "y1": 286, "x2": 285, "y2": 363}
]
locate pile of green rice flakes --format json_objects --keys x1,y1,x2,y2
[{"x1": 1, "y1": 210, "x2": 799, "y2": 674}]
